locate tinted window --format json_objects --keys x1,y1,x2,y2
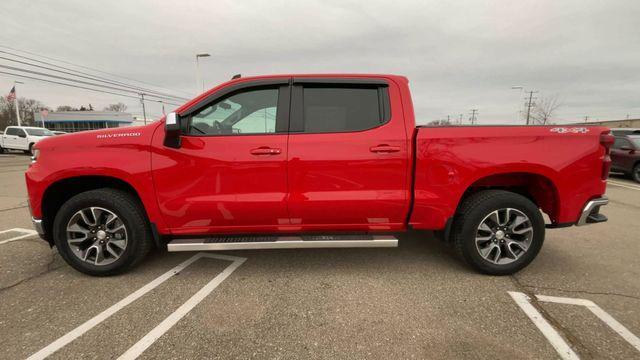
[
  {"x1": 613, "y1": 138, "x2": 632, "y2": 149},
  {"x1": 188, "y1": 88, "x2": 278, "y2": 136},
  {"x1": 5, "y1": 127, "x2": 18, "y2": 136},
  {"x1": 301, "y1": 87, "x2": 387, "y2": 133},
  {"x1": 24, "y1": 128, "x2": 54, "y2": 136}
]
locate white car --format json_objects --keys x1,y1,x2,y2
[{"x1": 0, "y1": 126, "x2": 54, "y2": 154}]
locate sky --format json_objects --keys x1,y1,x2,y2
[{"x1": 1, "y1": 0, "x2": 639, "y2": 124}]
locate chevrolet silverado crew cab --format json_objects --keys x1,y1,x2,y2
[
  {"x1": 25, "y1": 74, "x2": 613, "y2": 276},
  {"x1": 1, "y1": 126, "x2": 54, "y2": 154}
]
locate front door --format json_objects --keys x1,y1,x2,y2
[
  {"x1": 286, "y1": 79, "x2": 410, "y2": 231},
  {"x1": 152, "y1": 82, "x2": 291, "y2": 234},
  {"x1": 3, "y1": 127, "x2": 19, "y2": 149}
]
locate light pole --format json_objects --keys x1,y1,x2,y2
[
  {"x1": 511, "y1": 85, "x2": 524, "y2": 122},
  {"x1": 13, "y1": 80, "x2": 23, "y2": 126},
  {"x1": 195, "y1": 53, "x2": 211, "y2": 93},
  {"x1": 156, "y1": 100, "x2": 166, "y2": 116},
  {"x1": 140, "y1": 93, "x2": 147, "y2": 125}
]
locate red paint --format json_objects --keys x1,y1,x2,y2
[{"x1": 25, "y1": 74, "x2": 610, "y2": 238}]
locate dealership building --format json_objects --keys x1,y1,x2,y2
[{"x1": 33, "y1": 111, "x2": 134, "y2": 133}]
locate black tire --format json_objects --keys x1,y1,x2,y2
[
  {"x1": 452, "y1": 190, "x2": 545, "y2": 275},
  {"x1": 24, "y1": 143, "x2": 34, "y2": 155},
  {"x1": 632, "y1": 164, "x2": 640, "y2": 184},
  {"x1": 53, "y1": 188, "x2": 152, "y2": 276}
]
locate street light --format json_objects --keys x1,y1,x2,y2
[
  {"x1": 156, "y1": 100, "x2": 166, "y2": 115},
  {"x1": 195, "y1": 53, "x2": 211, "y2": 93},
  {"x1": 511, "y1": 85, "x2": 524, "y2": 122}
]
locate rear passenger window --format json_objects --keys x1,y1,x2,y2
[
  {"x1": 299, "y1": 86, "x2": 389, "y2": 133},
  {"x1": 5, "y1": 128, "x2": 18, "y2": 136}
]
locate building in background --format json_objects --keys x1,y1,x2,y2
[
  {"x1": 571, "y1": 118, "x2": 640, "y2": 128},
  {"x1": 33, "y1": 111, "x2": 133, "y2": 132}
]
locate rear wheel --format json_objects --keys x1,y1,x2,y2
[
  {"x1": 632, "y1": 164, "x2": 640, "y2": 183},
  {"x1": 453, "y1": 190, "x2": 545, "y2": 275},
  {"x1": 53, "y1": 188, "x2": 152, "y2": 276}
]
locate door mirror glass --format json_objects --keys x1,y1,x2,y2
[{"x1": 164, "y1": 112, "x2": 181, "y2": 148}]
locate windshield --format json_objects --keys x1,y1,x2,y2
[{"x1": 24, "y1": 128, "x2": 54, "y2": 136}]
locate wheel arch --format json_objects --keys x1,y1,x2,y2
[
  {"x1": 41, "y1": 175, "x2": 146, "y2": 245},
  {"x1": 458, "y1": 172, "x2": 560, "y2": 224}
]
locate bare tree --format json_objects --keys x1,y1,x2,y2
[
  {"x1": 56, "y1": 105, "x2": 77, "y2": 111},
  {"x1": 426, "y1": 119, "x2": 452, "y2": 126},
  {"x1": 0, "y1": 96, "x2": 48, "y2": 129},
  {"x1": 104, "y1": 102, "x2": 128, "y2": 112},
  {"x1": 532, "y1": 94, "x2": 561, "y2": 125}
]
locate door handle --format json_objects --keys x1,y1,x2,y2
[
  {"x1": 250, "y1": 147, "x2": 281, "y2": 155},
  {"x1": 370, "y1": 144, "x2": 400, "y2": 153}
]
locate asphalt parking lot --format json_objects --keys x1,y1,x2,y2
[{"x1": 0, "y1": 153, "x2": 638, "y2": 359}]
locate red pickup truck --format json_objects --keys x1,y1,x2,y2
[{"x1": 25, "y1": 74, "x2": 613, "y2": 276}]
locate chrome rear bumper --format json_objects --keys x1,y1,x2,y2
[{"x1": 576, "y1": 196, "x2": 609, "y2": 226}]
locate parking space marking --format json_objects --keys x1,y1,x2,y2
[
  {"x1": 510, "y1": 292, "x2": 640, "y2": 359},
  {"x1": 27, "y1": 253, "x2": 247, "y2": 360},
  {"x1": 535, "y1": 294, "x2": 640, "y2": 352},
  {"x1": 509, "y1": 292, "x2": 579, "y2": 360},
  {"x1": 0, "y1": 227, "x2": 38, "y2": 245},
  {"x1": 608, "y1": 180, "x2": 640, "y2": 191},
  {"x1": 118, "y1": 254, "x2": 246, "y2": 359}
]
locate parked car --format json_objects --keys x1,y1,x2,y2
[
  {"x1": 26, "y1": 74, "x2": 613, "y2": 276},
  {"x1": 1, "y1": 126, "x2": 54, "y2": 154},
  {"x1": 611, "y1": 128, "x2": 640, "y2": 136},
  {"x1": 611, "y1": 135, "x2": 640, "y2": 183}
]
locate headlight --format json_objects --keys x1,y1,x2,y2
[{"x1": 31, "y1": 148, "x2": 40, "y2": 163}]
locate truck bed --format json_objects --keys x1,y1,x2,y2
[{"x1": 409, "y1": 125, "x2": 610, "y2": 229}]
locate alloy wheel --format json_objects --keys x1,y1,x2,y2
[
  {"x1": 66, "y1": 207, "x2": 128, "y2": 266},
  {"x1": 475, "y1": 208, "x2": 534, "y2": 265}
]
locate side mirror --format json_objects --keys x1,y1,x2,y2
[
  {"x1": 164, "y1": 112, "x2": 182, "y2": 148},
  {"x1": 620, "y1": 146, "x2": 634, "y2": 152},
  {"x1": 18, "y1": 133, "x2": 27, "y2": 138}
]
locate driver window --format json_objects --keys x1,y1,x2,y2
[{"x1": 188, "y1": 87, "x2": 278, "y2": 135}]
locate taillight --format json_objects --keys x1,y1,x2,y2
[{"x1": 600, "y1": 132, "x2": 614, "y2": 180}]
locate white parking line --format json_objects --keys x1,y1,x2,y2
[
  {"x1": 536, "y1": 294, "x2": 640, "y2": 353},
  {"x1": 509, "y1": 292, "x2": 579, "y2": 360},
  {"x1": 510, "y1": 291, "x2": 640, "y2": 359},
  {"x1": 608, "y1": 180, "x2": 640, "y2": 191},
  {"x1": 0, "y1": 227, "x2": 38, "y2": 245},
  {"x1": 27, "y1": 253, "x2": 246, "y2": 360},
  {"x1": 118, "y1": 254, "x2": 246, "y2": 359}
]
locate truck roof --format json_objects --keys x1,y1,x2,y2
[{"x1": 176, "y1": 73, "x2": 408, "y2": 114}]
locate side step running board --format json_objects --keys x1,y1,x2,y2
[{"x1": 167, "y1": 235, "x2": 398, "y2": 252}]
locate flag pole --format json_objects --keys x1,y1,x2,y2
[{"x1": 13, "y1": 81, "x2": 22, "y2": 126}]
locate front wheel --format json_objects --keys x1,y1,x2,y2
[
  {"x1": 453, "y1": 190, "x2": 545, "y2": 275},
  {"x1": 24, "y1": 143, "x2": 34, "y2": 155},
  {"x1": 53, "y1": 188, "x2": 152, "y2": 276}
]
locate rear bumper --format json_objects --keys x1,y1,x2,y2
[{"x1": 576, "y1": 196, "x2": 609, "y2": 226}]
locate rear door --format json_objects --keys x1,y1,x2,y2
[
  {"x1": 286, "y1": 78, "x2": 410, "y2": 231},
  {"x1": 611, "y1": 137, "x2": 635, "y2": 172},
  {"x1": 152, "y1": 79, "x2": 292, "y2": 234}
]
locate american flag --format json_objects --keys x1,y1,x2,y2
[{"x1": 6, "y1": 86, "x2": 16, "y2": 102}]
